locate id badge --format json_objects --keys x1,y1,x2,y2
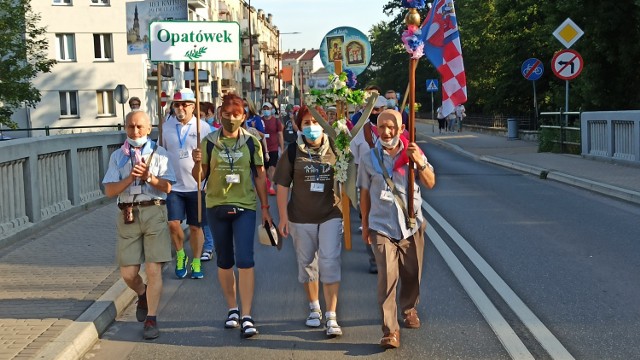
[
  {"x1": 310, "y1": 183, "x2": 325, "y2": 193},
  {"x1": 130, "y1": 185, "x2": 142, "y2": 195},
  {"x1": 287, "y1": 130, "x2": 294, "y2": 135},
  {"x1": 226, "y1": 174, "x2": 240, "y2": 184},
  {"x1": 179, "y1": 149, "x2": 190, "y2": 159},
  {"x1": 380, "y1": 190, "x2": 393, "y2": 202},
  {"x1": 264, "y1": 134, "x2": 270, "y2": 139}
]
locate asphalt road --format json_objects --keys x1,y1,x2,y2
[{"x1": 84, "y1": 137, "x2": 640, "y2": 360}]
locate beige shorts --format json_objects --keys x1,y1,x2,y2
[{"x1": 115, "y1": 205, "x2": 172, "y2": 266}]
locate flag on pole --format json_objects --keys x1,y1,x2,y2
[{"x1": 420, "y1": 0, "x2": 467, "y2": 118}]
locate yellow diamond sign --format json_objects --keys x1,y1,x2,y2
[{"x1": 553, "y1": 18, "x2": 584, "y2": 48}]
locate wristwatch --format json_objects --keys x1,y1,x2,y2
[{"x1": 418, "y1": 162, "x2": 430, "y2": 172}]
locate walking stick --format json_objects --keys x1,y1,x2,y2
[{"x1": 194, "y1": 62, "x2": 202, "y2": 223}]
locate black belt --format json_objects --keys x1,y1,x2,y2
[{"x1": 118, "y1": 199, "x2": 166, "y2": 209}]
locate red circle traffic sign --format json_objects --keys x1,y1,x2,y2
[
  {"x1": 551, "y1": 49, "x2": 583, "y2": 80},
  {"x1": 160, "y1": 91, "x2": 169, "y2": 107}
]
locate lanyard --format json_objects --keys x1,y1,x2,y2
[
  {"x1": 378, "y1": 147, "x2": 394, "y2": 180},
  {"x1": 129, "y1": 152, "x2": 139, "y2": 186},
  {"x1": 222, "y1": 135, "x2": 241, "y2": 173},
  {"x1": 175, "y1": 123, "x2": 192, "y2": 149}
]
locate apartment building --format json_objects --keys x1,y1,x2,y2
[{"x1": 11, "y1": 0, "x2": 281, "y2": 136}]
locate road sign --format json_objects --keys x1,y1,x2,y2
[
  {"x1": 160, "y1": 91, "x2": 169, "y2": 107},
  {"x1": 426, "y1": 79, "x2": 438, "y2": 92},
  {"x1": 114, "y1": 84, "x2": 129, "y2": 104},
  {"x1": 553, "y1": 18, "x2": 584, "y2": 48},
  {"x1": 521, "y1": 58, "x2": 544, "y2": 81},
  {"x1": 149, "y1": 21, "x2": 241, "y2": 62},
  {"x1": 552, "y1": 49, "x2": 583, "y2": 80}
]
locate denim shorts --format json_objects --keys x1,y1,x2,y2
[
  {"x1": 206, "y1": 206, "x2": 256, "y2": 269},
  {"x1": 166, "y1": 191, "x2": 207, "y2": 226}
]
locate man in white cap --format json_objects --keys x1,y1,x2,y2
[
  {"x1": 350, "y1": 94, "x2": 387, "y2": 274},
  {"x1": 357, "y1": 109, "x2": 435, "y2": 349},
  {"x1": 162, "y1": 88, "x2": 211, "y2": 279},
  {"x1": 261, "y1": 101, "x2": 283, "y2": 195}
]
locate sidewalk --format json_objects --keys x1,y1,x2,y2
[
  {"x1": 416, "y1": 120, "x2": 640, "y2": 205},
  {"x1": 1, "y1": 123, "x2": 639, "y2": 360}
]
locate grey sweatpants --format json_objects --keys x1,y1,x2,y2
[{"x1": 289, "y1": 218, "x2": 342, "y2": 284}]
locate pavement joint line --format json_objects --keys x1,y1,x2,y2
[{"x1": 422, "y1": 201, "x2": 576, "y2": 360}]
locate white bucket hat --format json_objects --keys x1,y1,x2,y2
[{"x1": 258, "y1": 221, "x2": 281, "y2": 249}]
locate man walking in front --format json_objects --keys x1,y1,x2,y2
[
  {"x1": 162, "y1": 89, "x2": 211, "y2": 279},
  {"x1": 358, "y1": 109, "x2": 436, "y2": 349},
  {"x1": 103, "y1": 110, "x2": 175, "y2": 340}
]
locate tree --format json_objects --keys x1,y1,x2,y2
[{"x1": 0, "y1": 0, "x2": 56, "y2": 128}]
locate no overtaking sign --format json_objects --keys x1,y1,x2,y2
[{"x1": 150, "y1": 21, "x2": 241, "y2": 62}]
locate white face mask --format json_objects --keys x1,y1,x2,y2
[
  {"x1": 379, "y1": 136, "x2": 400, "y2": 149},
  {"x1": 127, "y1": 136, "x2": 148, "y2": 148}
]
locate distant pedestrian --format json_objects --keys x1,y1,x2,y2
[
  {"x1": 191, "y1": 93, "x2": 273, "y2": 338},
  {"x1": 162, "y1": 89, "x2": 212, "y2": 279},
  {"x1": 261, "y1": 101, "x2": 284, "y2": 196},
  {"x1": 447, "y1": 111, "x2": 456, "y2": 133},
  {"x1": 102, "y1": 110, "x2": 176, "y2": 340},
  {"x1": 357, "y1": 109, "x2": 435, "y2": 349},
  {"x1": 274, "y1": 105, "x2": 344, "y2": 338},
  {"x1": 455, "y1": 104, "x2": 466, "y2": 132},
  {"x1": 128, "y1": 97, "x2": 141, "y2": 111},
  {"x1": 282, "y1": 104, "x2": 298, "y2": 148},
  {"x1": 436, "y1": 106, "x2": 446, "y2": 134}
]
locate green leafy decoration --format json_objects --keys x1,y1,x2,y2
[{"x1": 185, "y1": 46, "x2": 208, "y2": 60}]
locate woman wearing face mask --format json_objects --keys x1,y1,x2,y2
[
  {"x1": 191, "y1": 93, "x2": 273, "y2": 338},
  {"x1": 273, "y1": 105, "x2": 344, "y2": 338}
]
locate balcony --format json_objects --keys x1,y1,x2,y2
[{"x1": 188, "y1": 0, "x2": 206, "y2": 9}]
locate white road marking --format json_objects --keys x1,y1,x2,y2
[
  {"x1": 427, "y1": 226, "x2": 534, "y2": 360},
  {"x1": 423, "y1": 201, "x2": 575, "y2": 360}
]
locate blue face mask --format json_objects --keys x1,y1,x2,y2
[
  {"x1": 302, "y1": 125, "x2": 323, "y2": 141},
  {"x1": 126, "y1": 136, "x2": 148, "y2": 148},
  {"x1": 262, "y1": 109, "x2": 271, "y2": 117}
]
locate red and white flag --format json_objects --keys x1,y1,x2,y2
[{"x1": 420, "y1": 0, "x2": 467, "y2": 117}]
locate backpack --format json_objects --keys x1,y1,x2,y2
[{"x1": 204, "y1": 135, "x2": 257, "y2": 185}]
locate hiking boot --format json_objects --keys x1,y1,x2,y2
[
  {"x1": 135, "y1": 297, "x2": 148, "y2": 322},
  {"x1": 143, "y1": 319, "x2": 160, "y2": 340},
  {"x1": 175, "y1": 253, "x2": 189, "y2": 279},
  {"x1": 403, "y1": 309, "x2": 421, "y2": 329}
]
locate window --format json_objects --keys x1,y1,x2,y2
[
  {"x1": 90, "y1": 0, "x2": 109, "y2": 4},
  {"x1": 96, "y1": 90, "x2": 115, "y2": 116},
  {"x1": 59, "y1": 91, "x2": 79, "y2": 117},
  {"x1": 52, "y1": 0, "x2": 72, "y2": 4},
  {"x1": 55, "y1": 34, "x2": 76, "y2": 61},
  {"x1": 93, "y1": 34, "x2": 113, "y2": 60}
]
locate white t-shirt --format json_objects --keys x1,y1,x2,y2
[
  {"x1": 350, "y1": 119, "x2": 378, "y2": 166},
  {"x1": 162, "y1": 115, "x2": 211, "y2": 192}
]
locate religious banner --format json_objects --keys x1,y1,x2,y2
[{"x1": 319, "y1": 27, "x2": 371, "y2": 75}]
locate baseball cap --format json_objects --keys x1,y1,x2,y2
[
  {"x1": 262, "y1": 102, "x2": 273, "y2": 109},
  {"x1": 172, "y1": 88, "x2": 196, "y2": 103},
  {"x1": 374, "y1": 95, "x2": 387, "y2": 109}
]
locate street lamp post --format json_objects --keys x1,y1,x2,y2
[{"x1": 278, "y1": 31, "x2": 300, "y2": 106}]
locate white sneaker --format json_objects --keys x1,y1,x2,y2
[
  {"x1": 326, "y1": 316, "x2": 342, "y2": 337},
  {"x1": 305, "y1": 309, "x2": 322, "y2": 328}
]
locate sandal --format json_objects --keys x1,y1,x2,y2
[
  {"x1": 241, "y1": 317, "x2": 258, "y2": 338},
  {"x1": 325, "y1": 315, "x2": 342, "y2": 337},
  {"x1": 224, "y1": 309, "x2": 240, "y2": 329}
]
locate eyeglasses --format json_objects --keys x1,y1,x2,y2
[
  {"x1": 130, "y1": 103, "x2": 140, "y2": 107},
  {"x1": 173, "y1": 103, "x2": 193, "y2": 108}
]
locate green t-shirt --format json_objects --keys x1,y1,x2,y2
[{"x1": 201, "y1": 131, "x2": 264, "y2": 210}]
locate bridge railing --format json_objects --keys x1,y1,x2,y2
[
  {"x1": 0, "y1": 131, "x2": 130, "y2": 241},
  {"x1": 581, "y1": 111, "x2": 640, "y2": 164}
]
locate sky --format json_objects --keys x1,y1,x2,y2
[{"x1": 248, "y1": 0, "x2": 394, "y2": 52}]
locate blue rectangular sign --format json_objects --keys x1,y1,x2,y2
[{"x1": 426, "y1": 79, "x2": 438, "y2": 92}]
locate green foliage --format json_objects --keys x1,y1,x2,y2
[
  {"x1": 367, "y1": 1, "x2": 640, "y2": 118},
  {"x1": 0, "y1": 0, "x2": 56, "y2": 128},
  {"x1": 185, "y1": 46, "x2": 208, "y2": 60},
  {"x1": 538, "y1": 127, "x2": 581, "y2": 154}
]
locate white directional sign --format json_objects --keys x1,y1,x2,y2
[
  {"x1": 551, "y1": 49, "x2": 583, "y2": 80},
  {"x1": 553, "y1": 18, "x2": 584, "y2": 48},
  {"x1": 149, "y1": 21, "x2": 241, "y2": 62}
]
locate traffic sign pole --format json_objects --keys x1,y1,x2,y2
[{"x1": 431, "y1": 92, "x2": 435, "y2": 132}]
